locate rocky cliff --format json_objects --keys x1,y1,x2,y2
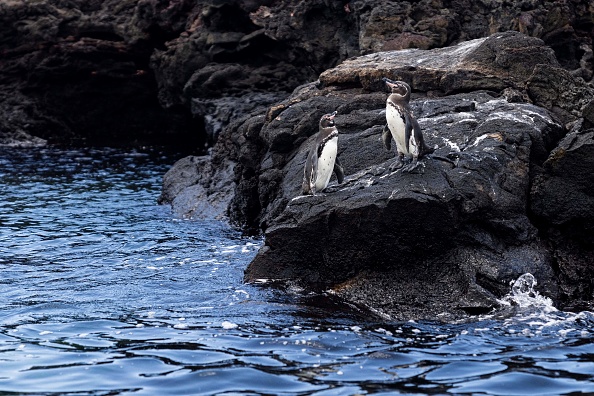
[{"x1": 3, "y1": 0, "x2": 592, "y2": 147}]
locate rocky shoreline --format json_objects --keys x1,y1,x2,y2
[
  {"x1": 238, "y1": 32, "x2": 594, "y2": 320},
  {"x1": 2, "y1": 1, "x2": 593, "y2": 319}
]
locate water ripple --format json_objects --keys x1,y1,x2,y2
[{"x1": 0, "y1": 147, "x2": 593, "y2": 395}]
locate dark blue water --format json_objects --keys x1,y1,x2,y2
[{"x1": 1, "y1": 147, "x2": 593, "y2": 395}]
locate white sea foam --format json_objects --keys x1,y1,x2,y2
[
  {"x1": 499, "y1": 273, "x2": 556, "y2": 311},
  {"x1": 221, "y1": 321, "x2": 238, "y2": 330},
  {"x1": 375, "y1": 328, "x2": 393, "y2": 336},
  {"x1": 253, "y1": 278, "x2": 269, "y2": 284},
  {"x1": 485, "y1": 273, "x2": 593, "y2": 337}
]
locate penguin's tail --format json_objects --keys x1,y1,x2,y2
[
  {"x1": 426, "y1": 153, "x2": 457, "y2": 167},
  {"x1": 423, "y1": 143, "x2": 458, "y2": 166},
  {"x1": 422, "y1": 143, "x2": 436, "y2": 156}
]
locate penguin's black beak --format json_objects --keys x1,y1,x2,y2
[
  {"x1": 330, "y1": 111, "x2": 337, "y2": 118},
  {"x1": 383, "y1": 78, "x2": 397, "y2": 90}
]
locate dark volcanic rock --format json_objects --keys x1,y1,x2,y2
[
  {"x1": 0, "y1": 0, "x2": 199, "y2": 147},
  {"x1": 148, "y1": 0, "x2": 362, "y2": 153},
  {"x1": 319, "y1": 32, "x2": 561, "y2": 94},
  {"x1": 239, "y1": 32, "x2": 594, "y2": 319},
  {"x1": 233, "y1": 32, "x2": 576, "y2": 230},
  {"x1": 159, "y1": 154, "x2": 235, "y2": 220},
  {"x1": 244, "y1": 91, "x2": 563, "y2": 320},
  {"x1": 352, "y1": 0, "x2": 594, "y2": 80},
  {"x1": 531, "y1": 119, "x2": 594, "y2": 311},
  {"x1": 4, "y1": 0, "x2": 592, "y2": 148}
]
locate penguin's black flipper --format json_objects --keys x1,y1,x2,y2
[
  {"x1": 302, "y1": 161, "x2": 311, "y2": 195},
  {"x1": 308, "y1": 148, "x2": 319, "y2": 194},
  {"x1": 381, "y1": 124, "x2": 392, "y2": 151},
  {"x1": 333, "y1": 156, "x2": 345, "y2": 184},
  {"x1": 302, "y1": 146, "x2": 318, "y2": 195},
  {"x1": 403, "y1": 112, "x2": 415, "y2": 154},
  {"x1": 411, "y1": 117, "x2": 434, "y2": 156}
]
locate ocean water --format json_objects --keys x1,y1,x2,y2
[{"x1": 1, "y1": 147, "x2": 593, "y2": 395}]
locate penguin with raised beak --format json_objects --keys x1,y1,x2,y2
[{"x1": 382, "y1": 78, "x2": 434, "y2": 172}]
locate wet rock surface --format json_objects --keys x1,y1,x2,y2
[
  {"x1": 244, "y1": 90, "x2": 564, "y2": 320},
  {"x1": 158, "y1": 153, "x2": 236, "y2": 220},
  {"x1": 239, "y1": 32, "x2": 594, "y2": 319}
]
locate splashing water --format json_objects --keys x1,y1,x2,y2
[
  {"x1": 500, "y1": 273, "x2": 556, "y2": 311},
  {"x1": 483, "y1": 273, "x2": 594, "y2": 341}
]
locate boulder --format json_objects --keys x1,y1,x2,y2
[
  {"x1": 237, "y1": 31, "x2": 594, "y2": 319},
  {"x1": 232, "y1": 31, "x2": 577, "y2": 230},
  {"x1": 158, "y1": 138, "x2": 238, "y2": 220},
  {"x1": 244, "y1": 91, "x2": 563, "y2": 320}
]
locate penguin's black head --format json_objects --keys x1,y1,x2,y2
[
  {"x1": 383, "y1": 78, "x2": 411, "y2": 98},
  {"x1": 320, "y1": 111, "x2": 337, "y2": 128}
]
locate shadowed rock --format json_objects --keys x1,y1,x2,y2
[
  {"x1": 530, "y1": 118, "x2": 594, "y2": 311},
  {"x1": 0, "y1": 0, "x2": 201, "y2": 146},
  {"x1": 3, "y1": 1, "x2": 592, "y2": 147}
]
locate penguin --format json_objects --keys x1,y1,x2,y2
[
  {"x1": 302, "y1": 111, "x2": 345, "y2": 195},
  {"x1": 382, "y1": 77, "x2": 434, "y2": 172}
]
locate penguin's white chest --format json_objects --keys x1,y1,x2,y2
[
  {"x1": 386, "y1": 104, "x2": 410, "y2": 155},
  {"x1": 315, "y1": 136, "x2": 338, "y2": 191}
]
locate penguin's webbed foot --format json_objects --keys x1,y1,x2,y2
[
  {"x1": 323, "y1": 186, "x2": 339, "y2": 193},
  {"x1": 402, "y1": 159, "x2": 425, "y2": 174},
  {"x1": 389, "y1": 158, "x2": 404, "y2": 172}
]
